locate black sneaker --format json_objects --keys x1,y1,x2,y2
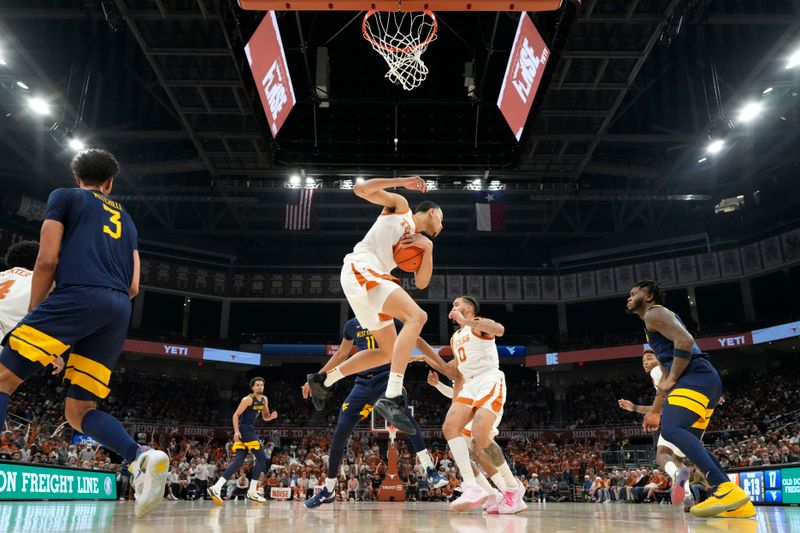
[
  {"x1": 373, "y1": 395, "x2": 417, "y2": 435},
  {"x1": 307, "y1": 372, "x2": 330, "y2": 411}
]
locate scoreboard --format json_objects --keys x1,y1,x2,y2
[{"x1": 729, "y1": 465, "x2": 800, "y2": 505}]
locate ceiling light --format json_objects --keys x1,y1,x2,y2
[
  {"x1": 706, "y1": 140, "x2": 724, "y2": 155},
  {"x1": 288, "y1": 174, "x2": 300, "y2": 186},
  {"x1": 697, "y1": 157, "x2": 707, "y2": 163},
  {"x1": 355, "y1": 177, "x2": 365, "y2": 184},
  {"x1": 762, "y1": 87, "x2": 773, "y2": 95},
  {"x1": 737, "y1": 102, "x2": 764, "y2": 123},
  {"x1": 425, "y1": 180, "x2": 438, "y2": 191},
  {"x1": 787, "y1": 48, "x2": 800, "y2": 69},
  {"x1": 68, "y1": 138, "x2": 86, "y2": 151},
  {"x1": 305, "y1": 177, "x2": 315, "y2": 186},
  {"x1": 16, "y1": 81, "x2": 29, "y2": 90},
  {"x1": 27, "y1": 96, "x2": 50, "y2": 116},
  {"x1": 0, "y1": 55, "x2": 6, "y2": 66}
]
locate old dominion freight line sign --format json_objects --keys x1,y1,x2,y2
[{"x1": 0, "y1": 462, "x2": 116, "y2": 500}]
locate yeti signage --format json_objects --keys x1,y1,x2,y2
[
  {"x1": 122, "y1": 339, "x2": 203, "y2": 359},
  {"x1": 0, "y1": 462, "x2": 117, "y2": 500},
  {"x1": 497, "y1": 12, "x2": 550, "y2": 140}
]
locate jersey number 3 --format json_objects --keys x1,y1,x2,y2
[{"x1": 103, "y1": 204, "x2": 122, "y2": 239}]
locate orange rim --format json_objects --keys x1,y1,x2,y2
[{"x1": 362, "y1": 10, "x2": 438, "y2": 54}]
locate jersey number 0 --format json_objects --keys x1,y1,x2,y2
[{"x1": 102, "y1": 204, "x2": 122, "y2": 239}]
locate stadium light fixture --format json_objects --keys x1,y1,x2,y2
[
  {"x1": 27, "y1": 96, "x2": 50, "y2": 115},
  {"x1": 697, "y1": 157, "x2": 707, "y2": 164},
  {"x1": 305, "y1": 177, "x2": 315, "y2": 187},
  {"x1": 425, "y1": 180, "x2": 438, "y2": 191},
  {"x1": 762, "y1": 87, "x2": 773, "y2": 95},
  {"x1": 16, "y1": 81, "x2": 29, "y2": 90},
  {"x1": 787, "y1": 48, "x2": 800, "y2": 69},
  {"x1": 736, "y1": 102, "x2": 764, "y2": 124},
  {"x1": 0, "y1": 54, "x2": 6, "y2": 66},
  {"x1": 68, "y1": 138, "x2": 86, "y2": 151},
  {"x1": 340, "y1": 179, "x2": 354, "y2": 190},
  {"x1": 288, "y1": 174, "x2": 301, "y2": 187},
  {"x1": 706, "y1": 140, "x2": 724, "y2": 155},
  {"x1": 355, "y1": 176, "x2": 365, "y2": 184}
]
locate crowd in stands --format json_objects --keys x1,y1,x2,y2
[{"x1": 3, "y1": 356, "x2": 799, "y2": 505}]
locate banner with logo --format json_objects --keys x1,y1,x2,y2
[
  {"x1": 634, "y1": 262, "x2": 655, "y2": 282},
  {"x1": 596, "y1": 269, "x2": 614, "y2": 295},
  {"x1": 718, "y1": 249, "x2": 742, "y2": 278},
  {"x1": 244, "y1": 11, "x2": 296, "y2": 138},
  {"x1": 0, "y1": 461, "x2": 116, "y2": 500},
  {"x1": 503, "y1": 275, "x2": 522, "y2": 300},
  {"x1": 202, "y1": 347, "x2": 261, "y2": 366},
  {"x1": 697, "y1": 252, "x2": 720, "y2": 280},
  {"x1": 466, "y1": 275, "x2": 484, "y2": 299},
  {"x1": 497, "y1": 12, "x2": 550, "y2": 140},
  {"x1": 577, "y1": 272, "x2": 596, "y2": 298},
  {"x1": 655, "y1": 259, "x2": 677, "y2": 286},
  {"x1": 122, "y1": 339, "x2": 203, "y2": 359},
  {"x1": 559, "y1": 274, "x2": 577, "y2": 300},
  {"x1": 760, "y1": 236, "x2": 783, "y2": 268},
  {"x1": 676, "y1": 256, "x2": 698, "y2": 283},
  {"x1": 522, "y1": 275, "x2": 540, "y2": 300}
]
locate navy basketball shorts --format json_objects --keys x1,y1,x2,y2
[
  {"x1": 0, "y1": 285, "x2": 131, "y2": 401},
  {"x1": 663, "y1": 358, "x2": 723, "y2": 432},
  {"x1": 232, "y1": 428, "x2": 262, "y2": 452}
]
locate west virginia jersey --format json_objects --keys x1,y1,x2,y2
[
  {"x1": 342, "y1": 317, "x2": 402, "y2": 378},
  {"x1": 233, "y1": 394, "x2": 266, "y2": 452},
  {"x1": 0, "y1": 187, "x2": 137, "y2": 401},
  {"x1": 644, "y1": 305, "x2": 707, "y2": 373}
]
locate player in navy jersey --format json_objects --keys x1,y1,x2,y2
[
  {"x1": 0, "y1": 149, "x2": 168, "y2": 518},
  {"x1": 208, "y1": 376, "x2": 278, "y2": 504},
  {"x1": 627, "y1": 280, "x2": 753, "y2": 518},
  {"x1": 301, "y1": 317, "x2": 451, "y2": 508}
]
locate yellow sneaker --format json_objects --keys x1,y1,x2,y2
[
  {"x1": 718, "y1": 500, "x2": 756, "y2": 518},
  {"x1": 690, "y1": 482, "x2": 751, "y2": 518}
]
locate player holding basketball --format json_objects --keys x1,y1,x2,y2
[
  {"x1": 301, "y1": 316, "x2": 449, "y2": 508},
  {"x1": 0, "y1": 241, "x2": 39, "y2": 340},
  {"x1": 618, "y1": 348, "x2": 696, "y2": 507},
  {"x1": 208, "y1": 376, "x2": 277, "y2": 504},
  {"x1": 627, "y1": 280, "x2": 753, "y2": 518},
  {"x1": 441, "y1": 295, "x2": 525, "y2": 514},
  {"x1": 0, "y1": 149, "x2": 168, "y2": 517},
  {"x1": 307, "y1": 176, "x2": 443, "y2": 434}
]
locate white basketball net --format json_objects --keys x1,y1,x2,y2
[{"x1": 362, "y1": 10, "x2": 438, "y2": 91}]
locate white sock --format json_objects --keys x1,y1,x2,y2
[
  {"x1": 248, "y1": 479, "x2": 258, "y2": 492},
  {"x1": 417, "y1": 450, "x2": 434, "y2": 470},
  {"x1": 324, "y1": 367, "x2": 345, "y2": 387},
  {"x1": 664, "y1": 461, "x2": 678, "y2": 479},
  {"x1": 213, "y1": 477, "x2": 226, "y2": 490},
  {"x1": 385, "y1": 372, "x2": 404, "y2": 398},
  {"x1": 325, "y1": 477, "x2": 337, "y2": 492},
  {"x1": 490, "y1": 472, "x2": 508, "y2": 492},
  {"x1": 447, "y1": 437, "x2": 476, "y2": 486},
  {"x1": 496, "y1": 463, "x2": 517, "y2": 489},
  {"x1": 476, "y1": 472, "x2": 494, "y2": 494}
]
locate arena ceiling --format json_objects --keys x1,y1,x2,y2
[{"x1": 0, "y1": 0, "x2": 799, "y2": 266}]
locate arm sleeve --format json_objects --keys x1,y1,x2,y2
[
  {"x1": 44, "y1": 188, "x2": 76, "y2": 223},
  {"x1": 434, "y1": 382, "x2": 454, "y2": 399}
]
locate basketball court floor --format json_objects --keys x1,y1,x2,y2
[{"x1": 1, "y1": 500, "x2": 796, "y2": 532}]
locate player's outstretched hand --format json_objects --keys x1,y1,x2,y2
[
  {"x1": 427, "y1": 370, "x2": 440, "y2": 387},
  {"x1": 448, "y1": 309, "x2": 467, "y2": 326},
  {"x1": 399, "y1": 176, "x2": 427, "y2": 192},
  {"x1": 301, "y1": 382, "x2": 311, "y2": 399},
  {"x1": 269, "y1": 411, "x2": 278, "y2": 421},
  {"x1": 50, "y1": 356, "x2": 65, "y2": 375},
  {"x1": 642, "y1": 412, "x2": 661, "y2": 432},
  {"x1": 618, "y1": 399, "x2": 634, "y2": 412}
]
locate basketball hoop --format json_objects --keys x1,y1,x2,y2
[{"x1": 362, "y1": 10, "x2": 438, "y2": 91}]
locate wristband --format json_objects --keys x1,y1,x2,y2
[{"x1": 673, "y1": 348, "x2": 692, "y2": 359}]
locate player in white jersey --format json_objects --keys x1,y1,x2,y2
[
  {"x1": 439, "y1": 295, "x2": 526, "y2": 514},
  {"x1": 307, "y1": 176, "x2": 443, "y2": 434},
  {"x1": 618, "y1": 348, "x2": 693, "y2": 506},
  {"x1": 0, "y1": 241, "x2": 39, "y2": 340}
]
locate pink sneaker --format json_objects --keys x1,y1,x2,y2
[
  {"x1": 483, "y1": 490, "x2": 504, "y2": 513},
  {"x1": 450, "y1": 484, "x2": 490, "y2": 512},
  {"x1": 498, "y1": 480, "x2": 527, "y2": 515}
]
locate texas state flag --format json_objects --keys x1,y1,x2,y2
[{"x1": 475, "y1": 191, "x2": 506, "y2": 232}]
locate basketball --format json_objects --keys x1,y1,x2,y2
[{"x1": 393, "y1": 246, "x2": 424, "y2": 272}]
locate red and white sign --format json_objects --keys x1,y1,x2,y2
[
  {"x1": 122, "y1": 339, "x2": 203, "y2": 359},
  {"x1": 270, "y1": 487, "x2": 291, "y2": 500},
  {"x1": 696, "y1": 332, "x2": 753, "y2": 351},
  {"x1": 497, "y1": 12, "x2": 550, "y2": 141},
  {"x1": 244, "y1": 11, "x2": 296, "y2": 138}
]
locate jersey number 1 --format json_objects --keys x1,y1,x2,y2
[{"x1": 103, "y1": 204, "x2": 122, "y2": 239}]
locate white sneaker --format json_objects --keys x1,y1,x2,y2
[
  {"x1": 450, "y1": 484, "x2": 490, "y2": 512},
  {"x1": 498, "y1": 480, "x2": 527, "y2": 515},
  {"x1": 131, "y1": 448, "x2": 170, "y2": 518},
  {"x1": 484, "y1": 490, "x2": 504, "y2": 513},
  {"x1": 207, "y1": 485, "x2": 224, "y2": 505},
  {"x1": 246, "y1": 489, "x2": 266, "y2": 503}
]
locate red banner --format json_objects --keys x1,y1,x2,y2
[
  {"x1": 696, "y1": 332, "x2": 753, "y2": 351},
  {"x1": 122, "y1": 339, "x2": 203, "y2": 359},
  {"x1": 497, "y1": 12, "x2": 550, "y2": 141},
  {"x1": 244, "y1": 11, "x2": 296, "y2": 138}
]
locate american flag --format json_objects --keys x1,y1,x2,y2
[{"x1": 284, "y1": 188, "x2": 314, "y2": 230}]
